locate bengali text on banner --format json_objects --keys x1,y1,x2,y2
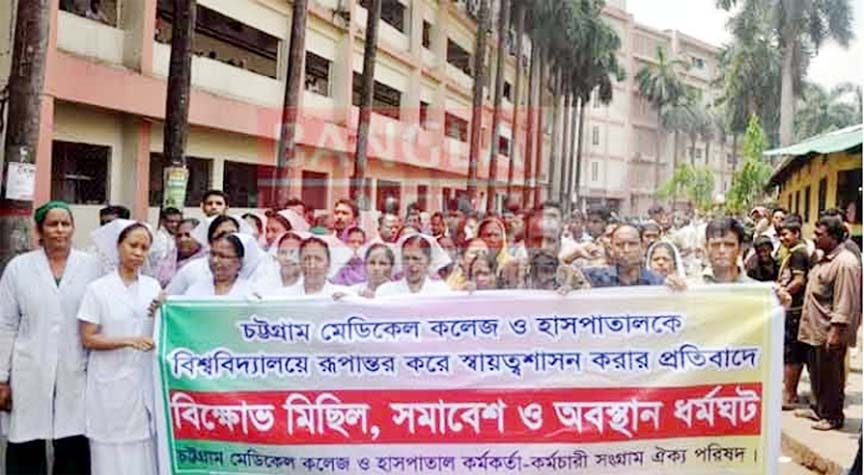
[{"x1": 154, "y1": 284, "x2": 783, "y2": 475}]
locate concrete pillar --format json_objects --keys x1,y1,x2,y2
[
  {"x1": 119, "y1": 118, "x2": 151, "y2": 219},
  {"x1": 33, "y1": 97, "x2": 55, "y2": 206},
  {"x1": 334, "y1": 0, "x2": 357, "y2": 128},
  {"x1": 121, "y1": 0, "x2": 156, "y2": 74}
]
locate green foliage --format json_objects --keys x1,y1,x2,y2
[
  {"x1": 726, "y1": 114, "x2": 773, "y2": 213},
  {"x1": 794, "y1": 81, "x2": 861, "y2": 140},
  {"x1": 716, "y1": 0, "x2": 854, "y2": 146},
  {"x1": 658, "y1": 164, "x2": 716, "y2": 213},
  {"x1": 635, "y1": 47, "x2": 689, "y2": 113}
]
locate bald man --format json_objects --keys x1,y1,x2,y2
[{"x1": 581, "y1": 224, "x2": 666, "y2": 288}]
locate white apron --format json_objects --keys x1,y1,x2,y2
[
  {"x1": 0, "y1": 249, "x2": 103, "y2": 442},
  {"x1": 77, "y1": 271, "x2": 161, "y2": 444}
]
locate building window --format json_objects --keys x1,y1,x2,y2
[
  {"x1": 691, "y1": 56, "x2": 705, "y2": 69},
  {"x1": 419, "y1": 101, "x2": 430, "y2": 128},
  {"x1": 359, "y1": 0, "x2": 406, "y2": 32},
  {"x1": 498, "y1": 136, "x2": 510, "y2": 157},
  {"x1": 148, "y1": 153, "x2": 213, "y2": 207},
  {"x1": 787, "y1": 193, "x2": 793, "y2": 213},
  {"x1": 422, "y1": 21, "x2": 432, "y2": 49},
  {"x1": 445, "y1": 113, "x2": 468, "y2": 142},
  {"x1": 695, "y1": 149, "x2": 702, "y2": 160},
  {"x1": 352, "y1": 73, "x2": 402, "y2": 120},
  {"x1": 803, "y1": 186, "x2": 811, "y2": 223},
  {"x1": 51, "y1": 141, "x2": 110, "y2": 205},
  {"x1": 447, "y1": 39, "x2": 472, "y2": 76},
  {"x1": 156, "y1": 0, "x2": 280, "y2": 79},
  {"x1": 590, "y1": 161, "x2": 599, "y2": 182},
  {"x1": 304, "y1": 52, "x2": 331, "y2": 96},
  {"x1": 503, "y1": 82, "x2": 512, "y2": 101},
  {"x1": 795, "y1": 190, "x2": 801, "y2": 215},
  {"x1": 60, "y1": 0, "x2": 119, "y2": 27},
  {"x1": 301, "y1": 171, "x2": 328, "y2": 211},
  {"x1": 376, "y1": 179, "x2": 402, "y2": 214},
  {"x1": 592, "y1": 126, "x2": 599, "y2": 146},
  {"x1": 223, "y1": 161, "x2": 277, "y2": 208},
  {"x1": 818, "y1": 177, "x2": 827, "y2": 213},
  {"x1": 417, "y1": 185, "x2": 429, "y2": 211},
  {"x1": 836, "y1": 169, "x2": 862, "y2": 224}
]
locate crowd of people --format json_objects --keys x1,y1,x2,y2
[{"x1": 0, "y1": 190, "x2": 860, "y2": 474}]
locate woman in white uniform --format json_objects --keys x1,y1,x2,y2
[
  {"x1": 184, "y1": 233, "x2": 259, "y2": 297},
  {"x1": 166, "y1": 215, "x2": 240, "y2": 295},
  {"x1": 77, "y1": 220, "x2": 162, "y2": 475},
  {"x1": 270, "y1": 237, "x2": 350, "y2": 297},
  {"x1": 376, "y1": 235, "x2": 450, "y2": 296},
  {"x1": 255, "y1": 232, "x2": 305, "y2": 292},
  {"x1": 353, "y1": 243, "x2": 395, "y2": 298},
  {"x1": 0, "y1": 201, "x2": 103, "y2": 474}
]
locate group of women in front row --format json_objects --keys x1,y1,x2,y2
[
  {"x1": 0, "y1": 203, "x2": 460, "y2": 475},
  {"x1": 0, "y1": 201, "x2": 694, "y2": 475}
]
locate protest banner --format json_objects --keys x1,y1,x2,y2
[{"x1": 155, "y1": 284, "x2": 783, "y2": 474}]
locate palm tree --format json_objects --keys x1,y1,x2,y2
[
  {"x1": 521, "y1": 41, "x2": 537, "y2": 208},
  {"x1": 466, "y1": 0, "x2": 491, "y2": 206},
  {"x1": 0, "y1": 0, "x2": 50, "y2": 268},
  {"x1": 635, "y1": 46, "x2": 689, "y2": 204},
  {"x1": 661, "y1": 101, "x2": 691, "y2": 169},
  {"x1": 527, "y1": 0, "x2": 575, "y2": 203},
  {"x1": 350, "y1": 0, "x2": 382, "y2": 210},
  {"x1": 486, "y1": 0, "x2": 511, "y2": 213},
  {"x1": 274, "y1": 0, "x2": 308, "y2": 207},
  {"x1": 833, "y1": 81, "x2": 862, "y2": 117},
  {"x1": 565, "y1": 0, "x2": 623, "y2": 211},
  {"x1": 506, "y1": 2, "x2": 526, "y2": 200},
  {"x1": 794, "y1": 82, "x2": 860, "y2": 140},
  {"x1": 717, "y1": 0, "x2": 854, "y2": 146}
]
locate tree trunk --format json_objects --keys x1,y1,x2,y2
[
  {"x1": 672, "y1": 130, "x2": 679, "y2": 169},
  {"x1": 485, "y1": 0, "x2": 510, "y2": 213},
  {"x1": 164, "y1": 0, "x2": 196, "y2": 168},
  {"x1": 705, "y1": 140, "x2": 711, "y2": 168},
  {"x1": 778, "y1": 39, "x2": 796, "y2": 146},
  {"x1": 350, "y1": 0, "x2": 382, "y2": 211},
  {"x1": 274, "y1": 0, "x2": 309, "y2": 207},
  {"x1": 506, "y1": 2, "x2": 524, "y2": 200},
  {"x1": 571, "y1": 97, "x2": 585, "y2": 213},
  {"x1": 546, "y1": 69, "x2": 561, "y2": 201},
  {"x1": 558, "y1": 88, "x2": 571, "y2": 204},
  {"x1": 0, "y1": 0, "x2": 50, "y2": 271},
  {"x1": 689, "y1": 134, "x2": 696, "y2": 166},
  {"x1": 533, "y1": 49, "x2": 545, "y2": 207},
  {"x1": 731, "y1": 133, "x2": 739, "y2": 169},
  {"x1": 466, "y1": 0, "x2": 491, "y2": 206},
  {"x1": 564, "y1": 95, "x2": 579, "y2": 212},
  {"x1": 653, "y1": 110, "x2": 662, "y2": 205},
  {"x1": 521, "y1": 42, "x2": 536, "y2": 208}
]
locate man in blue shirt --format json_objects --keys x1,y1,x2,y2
[{"x1": 582, "y1": 224, "x2": 666, "y2": 287}]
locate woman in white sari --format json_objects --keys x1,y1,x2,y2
[
  {"x1": 253, "y1": 231, "x2": 305, "y2": 292},
  {"x1": 353, "y1": 243, "x2": 396, "y2": 298},
  {"x1": 184, "y1": 233, "x2": 260, "y2": 297},
  {"x1": 645, "y1": 240, "x2": 686, "y2": 279},
  {"x1": 270, "y1": 237, "x2": 350, "y2": 297},
  {"x1": 77, "y1": 220, "x2": 162, "y2": 475},
  {"x1": 166, "y1": 215, "x2": 241, "y2": 295},
  {"x1": 377, "y1": 235, "x2": 451, "y2": 296}
]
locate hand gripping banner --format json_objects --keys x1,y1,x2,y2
[{"x1": 154, "y1": 284, "x2": 783, "y2": 474}]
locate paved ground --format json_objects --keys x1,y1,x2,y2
[
  {"x1": 780, "y1": 453, "x2": 822, "y2": 474},
  {"x1": 780, "y1": 343, "x2": 862, "y2": 475}
]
